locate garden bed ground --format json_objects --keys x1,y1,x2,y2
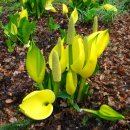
[{"x1": 0, "y1": 3, "x2": 130, "y2": 130}]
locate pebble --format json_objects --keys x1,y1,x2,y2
[
  {"x1": 126, "y1": 97, "x2": 130, "y2": 104},
  {"x1": 9, "y1": 117, "x2": 17, "y2": 123},
  {"x1": 5, "y1": 99, "x2": 13, "y2": 104}
]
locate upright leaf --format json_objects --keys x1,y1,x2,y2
[{"x1": 26, "y1": 41, "x2": 46, "y2": 84}]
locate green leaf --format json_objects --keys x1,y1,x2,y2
[
  {"x1": 81, "y1": 104, "x2": 125, "y2": 121},
  {"x1": 19, "y1": 18, "x2": 36, "y2": 44},
  {"x1": 70, "y1": 99, "x2": 80, "y2": 112},
  {"x1": 58, "y1": 91, "x2": 71, "y2": 99},
  {"x1": 26, "y1": 41, "x2": 46, "y2": 85},
  {"x1": 5, "y1": 39, "x2": 15, "y2": 53},
  {"x1": 10, "y1": 23, "x2": 17, "y2": 35}
]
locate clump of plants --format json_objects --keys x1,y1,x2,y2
[
  {"x1": 3, "y1": 8, "x2": 36, "y2": 52},
  {"x1": 68, "y1": 0, "x2": 127, "y2": 23},
  {"x1": 22, "y1": 0, "x2": 56, "y2": 18},
  {"x1": 19, "y1": 8, "x2": 124, "y2": 121}
]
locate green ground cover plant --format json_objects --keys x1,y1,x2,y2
[
  {"x1": 3, "y1": 8, "x2": 36, "y2": 52},
  {"x1": 68, "y1": 0, "x2": 128, "y2": 23}
]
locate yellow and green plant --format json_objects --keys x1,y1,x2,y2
[
  {"x1": 19, "y1": 8, "x2": 124, "y2": 121},
  {"x1": 22, "y1": 0, "x2": 56, "y2": 18},
  {"x1": 3, "y1": 8, "x2": 36, "y2": 52}
]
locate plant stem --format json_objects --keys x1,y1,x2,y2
[
  {"x1": 81, "y1": 108, "x2": 98, "y2": 115},
  {"x1": 53, "y1": 82, "x2": 60, "y2": 97},
  {"x1": 38, "y1": 83, "x2": 44, "y2": 90},
  {"x1": 77, "y1": 78, "x2": 86, "y2": 102}
]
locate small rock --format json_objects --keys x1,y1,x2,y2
[
  {"x1": 5, "y1": 99, "x2": 13, "y2": 104},
  {"x1": 9, "y1": 117, "x2": 17, "y2": 123},
  {"x1": 126, "y1": 97, "x2": 130, "y2": 104},
  {"x1": 4, "y1": 58, "x2": 12, "y2": 63},
  {"x1": 118, "y1": 120, "x2": 126, "y2": 126}
]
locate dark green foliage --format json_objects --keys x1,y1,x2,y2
[
  {"x1": 48, "y1": 17, "x2": 60, "y2": 31},
  {"x1": 4, "y1": 13, "x2": 36, "y2": 52},
  {"x1": 22, "y1": 0, "x2": 46, "y2": 18},
  {"x1": 0, "y1": 119, "x2": 33, "y2": 130},
  {"x1": 69, "y1": 0, "x2": 127, "y2": 23},
  {"x1": 19, "y1": 18, "x2": 36, "y2": 44}
]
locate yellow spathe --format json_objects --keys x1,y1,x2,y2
[
  {"x1": 95, "y1": 30, "x2": 109, "y2": 58},
  {"x1": 19, "y1": 8, "x2": 28, "y2": 20},
  {"x1": 19, "y1": 89, "x2": 55, "y2": 120},
  {"x1": 80, "y1": 35, "x2": 97, "y2": 78},
  {"x1": 66, "y1": 70, "x2": 77, "y2": 96},
  {"x1": 71, "y1": 35, "x2": 85, "y2": 74},
  {"x1": 45, "y1": 0, "x2": 56, "y2": 12},
  {"x1": 103, "y1": 4, "x2": 117, "y2": 12},
  {"x1": 70, "y1": 8, "x2": 78, "y2": 24},
  {"x1": 62, "y1": 4, "x2": 68, "y2": 15}
]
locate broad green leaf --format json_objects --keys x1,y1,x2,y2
[
  {"x1": 81, "y1": 104, "x2": 124, "y2": 121},
  {"x1": 71, "y1": 35, "x2": 85, "y2": 74},
  {"x1": 20, "y1": 89, "x2": 55, "y2": 120},
  {"x1": 58, "y1": 91, "x2": 70, "y2": 99},
  {"x1": 26, "y1": 42, "x2": 46, "y2": 84},
  {"x1": 19, "y1": 19, "x2": 36, "y2": 44},
  {"x1": 52, "y1": 51, "x2": 61, "y2": 82},
  {"x1": 10, "y1": 23, "x2": 17, "y2": 35}
]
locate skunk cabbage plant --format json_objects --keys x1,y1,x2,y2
[
  {"x1": 22, "y1": 0, "x2": 56, "y2": 18},
  {"x1": 19, "y1": 8, "x2": 124, "y2": 122}
]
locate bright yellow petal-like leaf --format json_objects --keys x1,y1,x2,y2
[
  {"x1": 60, "y1": 45, "x2": 68, "y2": 73},
  {"x1": 71, "y1": 35, "x2": 85, "y2": 74},
  {"x1": 26, "y1": 42, "x2": 46, "y2": 84},
  {"x1": 19, "y1": 89, "x2": 55, "y2": 120},
  {"x1": 95, "y1": 29, "x2": 109, "y2": 58},
  {"x1": 66, "y1": 70, "x2": 77, "y2": 96},
  {"x1": 103, "y1": 4, "x2": 117, "y2": 12},
  {"x1": 70, "y1": 8, "x2": 78, "y2": 24},
  {"x1": 45, "y1": 0, "x2": 56, "y2": 12},
  {"x1": 80, "y1": 35, "x2": 97, "y2": 78},
  {"x1": 62, "y1": 4, "x2": 68, "y2": 15},
  {"x1": 11, "y1": 23, "x2": 17, "y2": 35},
  {"x1": 19, "y1": 8, "x2": 28, "y2": 20}
]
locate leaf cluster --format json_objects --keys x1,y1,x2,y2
[{"x1": 4, "y1": 13, "x2": 36, "y2": 52}]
